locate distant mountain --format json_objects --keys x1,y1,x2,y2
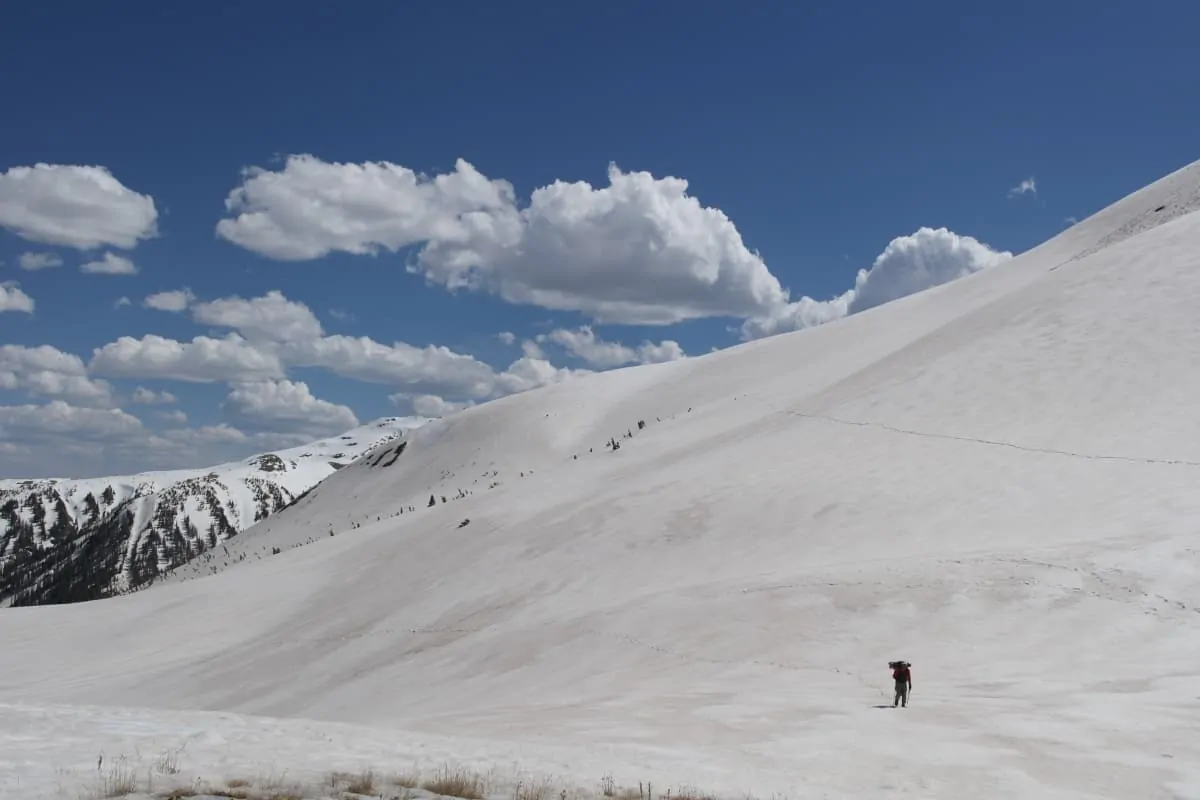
[{"x1": 0, "y1": 416, "x2": 431, "y2": 607}]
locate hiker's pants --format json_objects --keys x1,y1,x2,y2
[{"x1": 894, "y1": 681, "x2": 909, "y2": 707}]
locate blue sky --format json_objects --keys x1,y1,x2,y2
[{"x1": 1, "y1": 0, "x2": 1198, "y2": 478}]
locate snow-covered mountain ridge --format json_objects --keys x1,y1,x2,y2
[{"x1": 0, "y1": 416, "x2": 430, "y2": 606}]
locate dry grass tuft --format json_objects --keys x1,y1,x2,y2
[
  {"x1": 80, "y1": 751, "x2": 727, "y2": 800},
  {"x1": 422, "y1": 763, "x2": 489, "y2": 799},
  {"x1": 668, "y1": 786, "x2": 718, "y2": 800},
  {"x1": 391, "y1": 767, "x2": 421, "y2": 788},
  {"x1": 94, "y1": 757, "x2": 138, "y2": 797},
  {"x1": 153, "y1": 746, "x2": 185, "y2": 776},
  {"x1": 345, "y1": 768, "x2": 377, "y2": 795},
  {"x1": 512, "y1": 775, "x2": 558, "y2": 800}
]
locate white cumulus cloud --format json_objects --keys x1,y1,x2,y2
[
  {"x1": 492, "y1": 355, "x2": 591, "y2": 397},
  {"x1": 848, "y1": 226, "x2": 1013, "y2": 314},
  {"x1": 741, "y1": 227, "x2": 1012, "y2": 340},
  {"x1": 131, "y1": 386, "x2": 178, "y2": 405},
  {"x1": 416, "y1": 163, "x2": 788, "y2": 325},
  {"x1": 215, "y1": 155, "x2": 515, "y2": 260},
  {"x1": 191, "y1": 290, "x2": 323, "y2": 343},
  {"x1": 224, "y1": 379, "x2": 358, "y2": 436},
  {"x1": 212, "y1": 157, "x2": 1018, "y2": 343},
  {"x1": 89, "y1": 333, "x2": 286, "y2": 383},
  {"x1": 0, "y1": 163, "x2": 158, "y2": 250},
  {"x1": 111, "y1": 288, "x2": 588, "y2": 405},
  {"x1": 282, "y1": 335, "x2": 498, "y2": 399},
  {"x1": 0, "y1": 344, "x2": 114, "y2": 406},
  {"x1": 216, "y1": 156, "x2": 787, "y2": 326},
  {"x1": 0, "y1": 400, "x2": 143, "y2": 443},
  {"x1": 143, "y1": 288, "x2": 196, "y2": 312},
  {"x1": 542, "y1": 326, "x2": 686, "y2": 368},
  {"x1": 392, "y1": 393, "x2": 476, "y2": 418},
  {"x1": 157, "y1": 409, "x2": 188, "y2": 425},
  {"x1": 18, "y1": 252, "x2": 62, "y2": 271},
  {"x1": 0, "y1": 282, "x2": 35, "y2": 313},
  {"x1": 81, "y1": 252, "x2": 138, "y2": 275}
]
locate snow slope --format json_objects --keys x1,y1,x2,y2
[
  {"x1": 0, "y1": 416, "x2": 430, "y2": 605},
  {"x1": 3, "y1": 160, "x2": 1200, "y2": 799}
]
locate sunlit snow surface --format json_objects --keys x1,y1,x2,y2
[{"x1": 3, "y1": 162, "x2": 1200, "y2": 799}]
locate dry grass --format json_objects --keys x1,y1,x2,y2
[
  {"x1": 76, "y1": 750, "x2": 732, "y2": 800},
  {"x1": 511, "y1": 776, "x2": 558, "y2": 800},
  {"x1": 93, "y1": 757, "x2": 138, "y2": 797},
  {"x1": 153, "y1": 746, "x2": 184, "y2": 776},
  {"x1": 325, "y1": 766, "x2": 380, "y2": 795},
  {"x1": 391, "y1": 767, "x2": 421, "y2": 788},
  {"x1": 345, "y1": 767, "x2": 377, "y2": 795},
  {"x1": 422, "y1": 763, "x2": 489, "y2": 799},
  {"x1": 154, "y1": 788, "x2": 299, "y2": 800},
  {"x1": 667, "y1": 786, "x2": 718, "y2": 800}
]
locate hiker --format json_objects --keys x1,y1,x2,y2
[{"x1": 890, "y1": 661, "x2": 912, "y2": 707}]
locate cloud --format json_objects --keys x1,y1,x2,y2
[
  {"x1": 18, "y1": 252, "x2": 62, "y2": 271},
  {"x1": 0, "y1": 400, "x2": 143, "y2": 443},
  {"x1": 131, "y1": 386, "x2": 178, "y2": 405},
  {"x1": 0, "y1": 164, "x2": 158, "y2": 250},
  {"x1": 0, "y1": 282, "x2": 35, "y2": 313},
  {"x1": 191, "y1": 290, "x2": 323, "y2": 343},
  {"x1": 496, "y1": 331, "x2": 516, "y2": 345},
  {"x1": 520, "y1": 339, "x2": 546, "y2": 360},
  {"x1": 1008, "y1": 177, "x2": 1037, "y2": 198},
  {"x1": 0, "y1": 397, "x2": 315, "y2": 478},
  {"x1": 152, "y1": 425, "x2": 311, "y2": 452},
  {"x1": 0, "y1": 344, "x2": 114, "y2": 406},
  {"x1": 143, "y1": 288, "x2": 195, "y2": 312},
  {"x1": 157, "y1": 409, "x2": 188, "y2": 425},
  {"x1": 89, "y1": 333, "x2": 286, "y2": 383},
  {"x1": 123, "y1": 288, "x2": 586, "y2": 404},
  {"x1": 416, "y1": 163, "x2": 788, "y2": 324},
  {"x1": 217, "y1": 156, "x2": 787, "y2": 326},
  {"x1": 738, "y1": 293, "x2": 853, "y2": 340},
  {"x1": 1064, "y1": 216, "x2": 1079, "y2": 226},
  {"x1": 114, "y1": 296, "x2": 132, "y2": 309},
  {"x1": 741, "y1": 227, "x2": 1012, "y2": 339},
  {"x1": 215, "y1": 155, "x2": 515, "y2": 260},
  {"x1": 81, "y1": 252, "x2": 138, "y2": 275},
  {"x1": 214, "y1": 157, "x2": 1017, "y2": 343},
  {"x1": 541, "y1": 326, "x2": 686, "y2": 368},
  {"x1": 212, "y1": 156, "x2": 1025, "y2": 349},
  {"x1": 328, "y1": 308, "x2": 355, "y2": 322},
  {"x1": 391, "y1": 393, "x2": 475, "y2": 418},
  {"x1": 224, "y1": 379, "x2": 358, "y2": 436},
  {"x1": 282, "y1": 335, "x2": 498, "y2": 398},
  {"x1": 492, "y1": 355, "x2": 591, "y2": 397},
  {"x1": 184, "y1": 290, "x2": 523, "y2": 400},
  {"x1": 847, "y1": 226, "x2": 1013, "y2": 314}
]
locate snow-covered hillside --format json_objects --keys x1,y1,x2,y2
[
  {"x1": 0, "y1": 416, "x2": 429, "y2": 605},
  {"x1": 3, "y1": 160, "x2": 1200, "y2": 799}
]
